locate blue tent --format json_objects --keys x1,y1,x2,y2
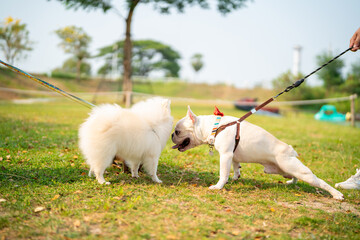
[{"x1": 314, "y1": 105, "x2": 346, "y2": 122}]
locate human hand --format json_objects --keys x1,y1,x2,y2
[{"x1": 350, "y1": 27, "x2": 360, "y2": 52}]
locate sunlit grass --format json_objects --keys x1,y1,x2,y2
[{"x1": 0, "y1": 100, "x2": 359, "y2": 239}]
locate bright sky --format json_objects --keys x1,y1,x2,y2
[{"x1": 1, "y1": 0, "x2": 360, "y2": 88}]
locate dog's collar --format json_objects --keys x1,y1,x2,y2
[
  {"x1": 207, "y1": 106, "x2": 224, "y2": 155},
  {"x1": 208, "y1": 107, "x2": 241, "y2": 154},
  {"x1": 208, "y1": 115, "x2": 222, "y2": 146}
]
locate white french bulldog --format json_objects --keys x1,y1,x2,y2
[{"x1": 171, "y1": 106, "x2": 344, "y2": 200}]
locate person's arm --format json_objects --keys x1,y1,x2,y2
[{"x1": 350, "y1": 27, "x2": 360, "y2": 52}]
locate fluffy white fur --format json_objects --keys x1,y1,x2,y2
[
  {"x1": 172, "y1": 106, "x2": 344, "y2": 200},
  {"x1": 79, "y1": 98, "x2": 173, "y2": 184}
]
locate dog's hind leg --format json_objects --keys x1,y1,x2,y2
[
  {"x1": 278, "y1": 156, "x2": 343, "y2": 200},
  {"x1": 286, "y1": 177, "x2": 298, "y2": 185},
  {"x1": 94, "y1": 165, "x2": 111, "y2": 185},
  {"x1": 127, "y1": 161, "x2": 140, "y2": 178},
  {"x1": 142, "y1": 157, "x2": 162, "y2": 183},
  {"x1": 90, "y1": 155, "x2": 115, "y2": 185},
  {"x1": 88, "y1": 167, "x2": 94, "y2": 177},
  {"x1": 232, "y1": 161, "x2": 241, "y2": 180}
]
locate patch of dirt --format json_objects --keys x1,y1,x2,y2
[{"x1": 277, "y1": 197, "x2": 360, "y2": 215}]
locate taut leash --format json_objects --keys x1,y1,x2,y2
[
  {"x1": 213, "y1": 47, "x2": 353, "y2": 151},
  {"x1": 0, "y1": 59, "x2": 96, "y2": 109}
]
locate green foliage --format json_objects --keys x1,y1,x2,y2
[
  {"x1": 55, "y1": 25, "x2": 92, "y2": 80},
  {"x1": 62, "y1": 58, "x2": 91, "y2": 75},
  {"x1": 272, "y1": 53, "x2": 360, "y2": 112},
  {"x1": 52, "y1": 57, "x2": 91, "y2": 80},
  {"x1": 191, "y1": 53, "x2": 204, "y2": 73},
  {"x1": 0, "y1": 16, "x2": 33, "y2": 64},
  {"x1": 97, "y1": 63, "x2": 112, "y2": 76},
  {"x1": 272, "y1": 70, "x2": 325, "y2": 109},
  {"x1": 316, "y1": 51, "x2": 345, "y2": 88},
  {"x1": 52, "y1": 0, "x2": 250, "y2": 15},
  {"x1": 96, "y1": 39, "x2": 181, "y2": 77},
  {"x1": 342, "y1": 59, "x2": 360, "y2": 95},
  {"x1": 49, "y1": 0, "x2": 112, "y2": 12},
  {"x1": 50, "y1": 71, "x2": 76, "y2": 79},
  {"x1": 52, "y1": 0, "x2": 250, "y2": 106},
  {"x1": 55, "y1": 25, "x2": 91, "y2": 60}
]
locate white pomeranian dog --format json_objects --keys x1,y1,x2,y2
[{"x1": 79, "y1": 98, "x2": 173, "y2": 185}]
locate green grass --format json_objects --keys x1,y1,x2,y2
[{"x1": 0, "y1": 100, "x2": 359, "y2": 239}]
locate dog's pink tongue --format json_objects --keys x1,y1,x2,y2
[{"x1": 172, "y1": 144, "x2": 179, "y2": 149}]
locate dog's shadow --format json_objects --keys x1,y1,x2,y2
[
  {"x1": 107, "y1": 162, "x2": 327, "y2": 197},
  {"x1": 0, "y1": 160, "x2": 328, "y2": 197},
  {"x1": 0, "y1": 165, "x2": 89, "y2": 186}
]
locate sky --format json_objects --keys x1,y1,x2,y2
[{"x1": 1, "y1": 0, "x2": 360, "y2": 89}]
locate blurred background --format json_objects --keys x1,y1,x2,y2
[{"x1": 1, "y1": 0, "x2": 360, "y2": 124}]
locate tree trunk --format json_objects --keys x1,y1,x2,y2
[
  {"x1": 76, "y1": 58, "x2": 82, "y2": 81},
  {"x1": 123, "y1": 0, "x2": 140, "y2": 108}
]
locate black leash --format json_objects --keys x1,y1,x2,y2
[
  {"x1": 215, "y1": 47, "x2": 353, "y2": 151},
  {"x1": 274, "y1": 47, "x2": 352, "y2": 99}
]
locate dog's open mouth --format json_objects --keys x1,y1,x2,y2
[{"x1": 172, "y1": 137, "x2": 190, "y2": 152}]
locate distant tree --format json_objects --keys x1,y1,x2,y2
[
  {"x1": 316, "y1": 51, "x2": 345, "y2": 88},
  {"x1": 62, "y1": 57, "x2": 91, "y2": 75},
  {"x1": 191, "y1": 53, "x2": 204, "y2": 81},
  {"x1": 348, "y1": 59, "x2": 360, "y2": 79},
  {"x1": 55, "y1": 25, "x2": 91, "y2": 80},
  {"x1": 51, "y1": 0, "x2": 250, "y2": 107},
  {"x1": 0, "y1": 16, "x2": 33, "y2": 64},
  {"x1": 97, "y1": 63, "x2": 112, "y2": 77},
  {"x1": 97, "y1": 39, "x2": 181, "y2": 78},
  {"x1": 342, "y1": 59, "x2": 360, "y2": 95},
  {"x1": 53, "y1": 57, "x2": 91, "y2": 78}
]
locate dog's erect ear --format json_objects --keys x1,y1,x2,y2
[{"x1": 187, "y1": 105, "x2": 197, "y2": 124}]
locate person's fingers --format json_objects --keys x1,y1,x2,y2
[
  {"x1": 350, "y1": 28, "x2": 360, "y2": 52},
  {"x1": 352, "y1": 39, "x2": 359, "y2": 52}
]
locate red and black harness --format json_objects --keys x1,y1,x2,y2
[{"x1": 211, "y1": 99, "x2": 273, "y2": 153}]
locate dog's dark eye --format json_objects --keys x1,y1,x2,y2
[{"x1": 175, "y1": 130, "x2": 180, "y2": 136}]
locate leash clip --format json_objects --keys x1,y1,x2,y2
[
  {"x1": 208, "y1": 135, "x2": 215, "y2": 155},
  {"x1": 209, "y1": 144, "x2": 214, "y2": 156}
]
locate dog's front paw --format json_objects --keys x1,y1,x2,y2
[
  {"x1": 232, "y1": 174, "x2": 241, "y2": 180},
  {"x1": 209, "y1": 184, "x2": 222, "y2": 190},
  {"x1": 332, "y1": 192, "x2": 344, "y2": 201}
]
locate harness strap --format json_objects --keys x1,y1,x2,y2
[
  {"x1": 215, "y1": 121, "x2": 241, "y2": 152},
  {"x1": 234, "y1": 121, "x2": 240, "y2": 152}
]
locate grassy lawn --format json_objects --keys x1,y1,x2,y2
[{"x1": 0, "y1": 99, "x2": 359, "y2": 239}]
